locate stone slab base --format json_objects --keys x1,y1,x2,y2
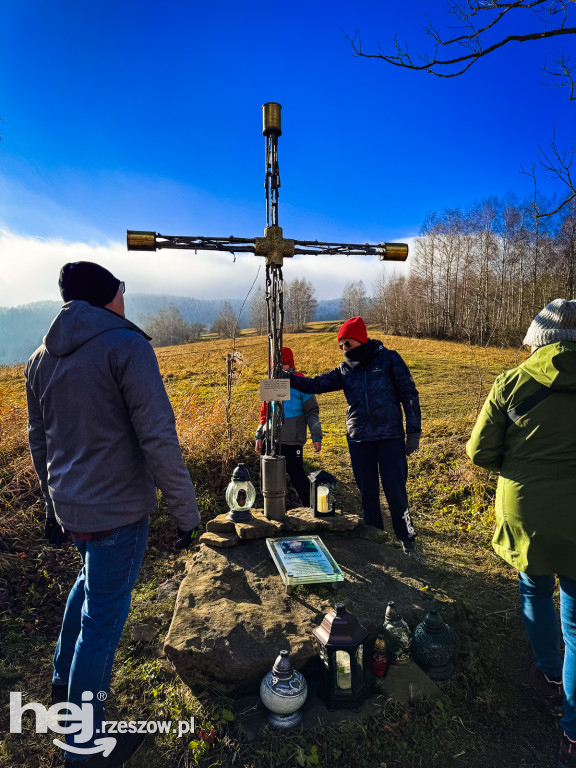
[{"x1": 201, "y1": 507, "x2": 363, "y2": 548}]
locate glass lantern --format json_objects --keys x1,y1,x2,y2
[
  {"x1": 308, "y1": 469, "x2": 337, "y2": 518},
  {"x1": 312, "y1": 603, "x2": 370, "y2": 710},
  {"x1": 225, "y1": 463, "x2": 256, "y2": 523}
]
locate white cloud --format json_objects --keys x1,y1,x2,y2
[{"x1": 0, "y1": 228, "x2": 414, "y2": 307}]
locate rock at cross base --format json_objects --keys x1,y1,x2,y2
[
  {"x1": 281, "y1": 507, "x2": 358, "y2": 533},
  {"x1": 164, "y1": 533, "x2": 456, "y2": 695}
]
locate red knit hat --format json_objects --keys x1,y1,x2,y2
[
  {"x1": 337, "y1": 317, "x2": 368, "y2": 344},
  {"x1": 282, "y1": 347, "x2": 295, "y2": 367}
]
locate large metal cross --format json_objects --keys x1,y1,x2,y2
[{"x1": 126, "y1": 102, "x2": 408, "y2": 520}]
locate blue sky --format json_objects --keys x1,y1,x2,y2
[{"x1": 1, "y1": 0, "x2": 574, "y2": 306}]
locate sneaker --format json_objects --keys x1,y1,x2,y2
[
  {"x1": 401, "y1": 540, "x2": 427, "y2": 566},
  {"x1": 528, "y1": 659, "x2": 563, "y2": 715},
  {"x1": 558, "y1": 732, "x2": 576, "y2": 768},
  {"x1": 64, "y1": 731, "x2": 146, "y2": 767}
]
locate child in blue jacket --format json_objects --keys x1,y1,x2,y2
[{"x1": 255, "y1": 347, "x2": 322, "y2": 506}]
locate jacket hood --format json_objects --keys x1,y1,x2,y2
[
  {"x1": 521, "y1": 341, "x2": 576, "y2": 391},
  {"x1": 44, "y1": 300, "x2": 150, "y2": 357}
]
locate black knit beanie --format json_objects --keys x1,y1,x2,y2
[{"x1": 59, "y1": 262, "x2": 121, "y2": 307}]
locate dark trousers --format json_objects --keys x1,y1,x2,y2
[
  {"x1": 281, "y1": 443, "x2": 310, "y2": 507},
  {"x1": 347, "y1": 437, "x2": 415, "y2": 541}
]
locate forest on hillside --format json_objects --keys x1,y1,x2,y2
[
  {"x1": 0, "y1": 294, "x2": 342, "y2": 365},
  {"x1": 371, "y1": 197, "x2": 576, "y2": 346},
  {"x1": 0, "y1": 296, "x2": 251, "y2": 365}
]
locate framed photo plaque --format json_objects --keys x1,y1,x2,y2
[{"x1": 266, "y1": 535, "x2": 344, "y2": 590}]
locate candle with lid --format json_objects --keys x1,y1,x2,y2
[
  {"x1": 382, "y1": 601, "x2": 412, "y2": 664},
  {"x1": 411, "y1": 609, "x2": 460, "y2": 680},
  {"x1": 372, "y1": 634, "x2": 390, "y2": 678},
  {"x1": 259, "y1": 650, "x2": 307, "y2": 728}
]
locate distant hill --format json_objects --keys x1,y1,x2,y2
[
  {"x1": 314, "y1": 298, "x2": 341, "y2": 321},
  {"x1": 0, "y1": 300, "x2": 63, "y2": 367},
  {"x1": 0, "y1": 294, "x2": 343, "y2": 365}
]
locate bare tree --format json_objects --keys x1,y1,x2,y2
[
  {"x1": 211, "y1": 302, "x2": 238, "y2": 339},
  {"x1": 250, "y1": 287, "x2": 267, "y2": 335},
  {"x1": 556, "y1": 199, "x2": 576, "y2": 296},
  {"x1": 284, "y1": 278, "x2": 317, "y2": 332},
  {"x1": 139, "y1": 304, "x2": 202, "y2": 348},
  {"x1": 188, "y1": 322, "x2": 206, "y2": 341},
  {"x1": 345, "y1": 1, "x2": 576, "y2": 214},
  {"x1": 340, "y1": 280, "x2": 369, "y2": 319},
  {"x1": 523, "y1": 126, "x2": 576, "y2": 215}
]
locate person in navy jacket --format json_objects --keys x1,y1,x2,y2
[
  {"x1": 286, "y1": 317, "x2": 423, "y2": 560},
  {"x1": 255, "y1": 347, "x2": 322, "y2": 506}
]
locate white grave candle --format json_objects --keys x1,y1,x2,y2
[{"x1": 317, "y1": 487, "x2": 329, "y2": 513}]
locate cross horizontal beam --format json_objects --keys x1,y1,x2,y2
[{"x1": 126, "y1": 230, "x2": 408, "y2": 262}]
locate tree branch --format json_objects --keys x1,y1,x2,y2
[
  {"x1": 540, "y1": 51, "x2": 576, "y2": 99},
  {"x1": 425, "y1": 0, "x2": 543, "y2": 48},
  {"x1": 346, "y1": 25, "x2": 576, "y2": 78},
  {"x1": 345, "y1": 1, "x2": 576, "y2": 82}
]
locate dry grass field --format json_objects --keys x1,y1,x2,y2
[{"x1": 0, "y1": 322, "x2": 561, "y2": 767}]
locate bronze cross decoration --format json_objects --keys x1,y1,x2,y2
[{"x1": 126, "y1": 103, "x2": 409, "y2": 520}]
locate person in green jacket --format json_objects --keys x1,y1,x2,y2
[{"x1": 467, "y1": 298, "x2": 576, "y2": 768}]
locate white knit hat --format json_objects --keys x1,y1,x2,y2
[{"x1": 523, "y1": 298, "x2": 576, "y2": 348}]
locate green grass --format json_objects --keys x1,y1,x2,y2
[{"x1": 0, "y1": 325, "x2": 560, "y2": 767}]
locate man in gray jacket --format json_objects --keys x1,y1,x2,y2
[{"x1": 25, "y1": 261, "x2": 201, "y2": 767}]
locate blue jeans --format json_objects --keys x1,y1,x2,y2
[
  {"x1": 347, "y1": 437, "x2": 415, "y2": 539},
  {"x1": 519, "y1": 571, "x2": 576, "y2": 738},
  {"x1": 53, "y1": 517, "x2": 149, "y2": 760}
]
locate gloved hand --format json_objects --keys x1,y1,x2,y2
[
  {"x1": 175, "y1": 527, "x2": 201, "y2": 550},
  {"x1": 44, "y1": 517, "x2": 68, "y2": 547},
  {"x1": 405, "y1": 433, "x2": 421, "y2": 456}
]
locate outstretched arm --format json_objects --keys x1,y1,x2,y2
[{"x1": 287, "y1": 367, "x2": 344, "y2": 395}]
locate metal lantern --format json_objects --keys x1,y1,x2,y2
[
  {"x1": 259, "y1": 650, "x2": 307, "y2": 728},
  {"x1": 382, "y1": 601, "x2": 412, "y2": 665},
  {"x1": 412, "y1": 609, "x2": 460, "y2": 681},
  {"x1": 308, "y1": 470, "x2": 337, "y2": 518},
  {"x1": 312, "y1": 603, "x2": 370, "y2": 710},
  {"x1": 225, "y1": 463, "x2": 256, "y2": 523}
]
